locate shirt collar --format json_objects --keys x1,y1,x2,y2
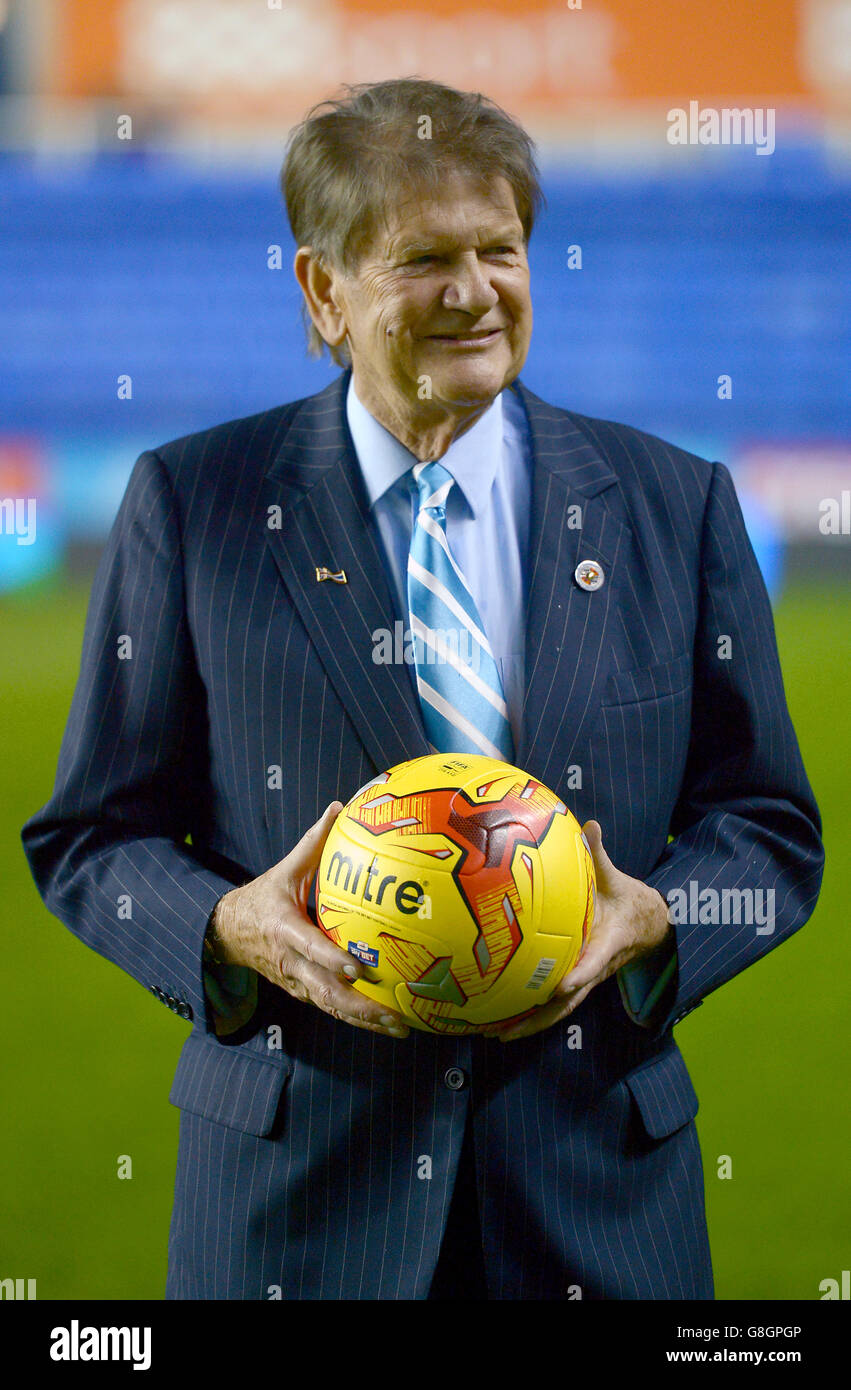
[{"x1": 346, "y1": 373, "x2": 504, "y2": 520}]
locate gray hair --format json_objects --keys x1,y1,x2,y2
[{"x1": 281, "y1": 77, "x2": 544, "y2": 366}]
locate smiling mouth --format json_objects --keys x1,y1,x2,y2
[{"x1": 427, "y1": 327, "x2": 504, "y2": 346}]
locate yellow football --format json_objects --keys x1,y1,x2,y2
[{"x1": 315, "y1": 753, "x2": 594, "y2": 1035}]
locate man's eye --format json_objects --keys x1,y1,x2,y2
[{"x1": 402, "y1": 247, "x2": 516, "y2": 266}]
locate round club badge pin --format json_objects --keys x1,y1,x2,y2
[{"x1": 574, "y1": 559, "x2": 605, "y2": 592}]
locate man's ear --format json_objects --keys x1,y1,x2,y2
[{"x1": 293, "y1": 249, "x2": 349, "y2": 354}]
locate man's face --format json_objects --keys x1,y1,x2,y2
[{"x1": 332, "y1": 170, "x2": 533, "y2": 423}]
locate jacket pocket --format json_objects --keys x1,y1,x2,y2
[
  {"x1": 169, "y1": 1030, "x2": 292, "y2": 1137},
  {"x1": 603, "y1": 652, "x2": 692, "y2": 707},
  {"x1": 623, "y1": 1044, "x2": 699, "y2": 1139}
]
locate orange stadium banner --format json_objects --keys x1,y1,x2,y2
[{"x1": 50, "y1": 0, "x2": 848, "y2": 128}]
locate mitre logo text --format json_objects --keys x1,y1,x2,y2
[
  {"x1": 50, "y1": 1321, "x2": 151, "y2": 1370},
  {"x1": 324, "y1": 850, "x2": 425, "y2": 915}
]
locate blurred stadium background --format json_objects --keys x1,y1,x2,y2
[{"x1": 1, "y1": 0, "x2": 848, "y2": 1300}]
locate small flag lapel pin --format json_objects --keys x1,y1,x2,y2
[{"x1": 315, "y1": 566, "x2": 348, "y2": 584}]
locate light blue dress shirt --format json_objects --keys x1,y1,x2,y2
[{"x1": 346, "y1": 375, "x2": 531, "y2": 753}]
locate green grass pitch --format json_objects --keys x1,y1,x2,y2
[{"x1": 0, "y1": 576, "x2": 847, "y2": 1300}]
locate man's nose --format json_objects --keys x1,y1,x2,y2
[{"x1": 441, "y1": 257, "x2": 499, "y2": 315}]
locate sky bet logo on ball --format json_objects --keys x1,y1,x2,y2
[
  {"x1": 348, "y1": 940, "x2": 380, "y2": 968},
  {"x1": 316, "y1": 753, "x2": 595, "y2": 1037}
]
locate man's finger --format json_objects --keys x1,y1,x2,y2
[
  {"x1": 556, "y1": 933, "x2": 613, "y2": 994},
  {"x1": 269, "y1": 800, "x2": 344, "y2": 906},
  {"x1": 496, "y1": 1000, "x2": 560, "y2": 1042},
  {"x1": 285, "y1": 801, "x2": 344, "y2": 874},
  {"x1": 498, "y1": 985, "x2": 591, "y2": 1042},
  {"x1": 581, "y1": 819, "x2": 618, "y2": 894},
  {"x1": 298, "y1": 957, "x2": 409, "y2": 1037},
  {"x1": 280, "y1": 912, "x2": 364, "y2": 983}
]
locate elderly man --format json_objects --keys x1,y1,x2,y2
[{"x1": 23, "y1": 78, "x2": 822, "y2": 1301}]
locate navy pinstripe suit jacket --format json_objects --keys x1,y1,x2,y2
[{"x1": 22, "y1": 369, "x2": 823, "y2": 1300}]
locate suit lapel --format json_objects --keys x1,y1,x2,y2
[
  {"x1": 264, "y1": 372, "x2": 431, "y2": 773},
  {"x1": 511, "y1": 381, "x2": 629, "y2": 785},
  {"x1": 263, "y1": 370, "x2": 628, "y2": 786}
]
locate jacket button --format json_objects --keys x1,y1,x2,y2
[
  {"x1": 176, "y1": 1001, "x2": 193, "y2": 1020},
  {"x1": 444, "y1": 1066, "x2": 467, "y2": 1091}
]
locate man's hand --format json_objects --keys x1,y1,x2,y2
[
  {"x1": 208, "y1": 802, "x2": 410, "y2": 1040},
  {"x1": 496, "y1": 819, "x2": 672, "y2": 1042}
]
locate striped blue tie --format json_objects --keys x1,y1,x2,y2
[{"x1": 407, "y1": 460, "x2": 515, "y2": 762}]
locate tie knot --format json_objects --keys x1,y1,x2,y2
[{"x1": 413, "y1": 460, "x2": 454, "y2": 515}]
